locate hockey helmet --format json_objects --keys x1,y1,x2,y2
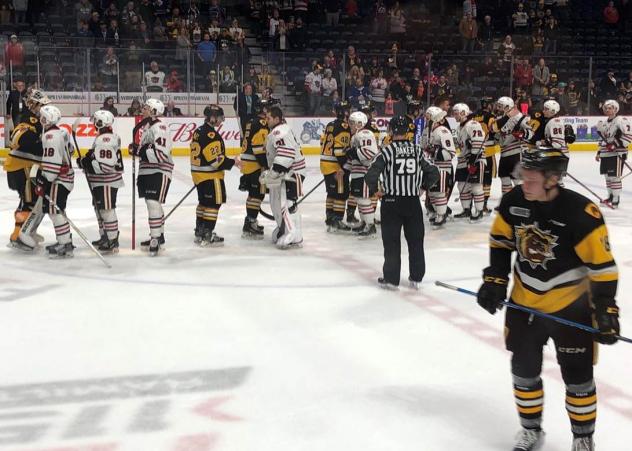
[
  {"x1": 388, "y1": 115, "x2": 409, "y2": 136},
  {"x1": 93, "y1": 109, "x2": 115, "y2": 129},
  {"x1": 425, "y1": 106, "x2": 446, "y2": 123},
  {"x1": 480, "y1": 96, "x2": 493, "y2": 109},
  {"x1": 542, "y1": 100, "x2": 560, "y2": 117},
  {"x1": 521, "y1": 148, "x2": 569, "y2": 175},
  {"x1": 407, "y1": 100, "x2": 422, "y2": 116},
  {"x1": 496, "y1": 96, "x2": 515, "y2": 113},
  {"x1": 335, "y1": 100, "x2": 351, "y2": 120},
  {"x1": 39, "y1": 105, "x2": 62, "y2": 128},
  {"x1": 204, "y1": 104, "x2": 225, "y2": 121},
  {"x1": 452, "y1": 103, "x2": 471, "y2": 121},
  {"x1": 360, "y1": 101, "x2": 376, "y2": 117},
  {"x1": 144, "y1": 98, "x2": 165, "y2": 116},
  {"x1": 349, "y1": 111, "x2": 368, "y2": 130},
  {"x1": 602, "y1": 99, "x2": 619, "y2": 115},
  {"x1": 26, "y1": 89, "x2": 51, "y2": 109}
]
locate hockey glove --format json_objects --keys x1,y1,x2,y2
[
  {"x1": 59, "y1": 164, "x2": 70, "y2": 175},
  {"x1": 262, "y1": 169, "x2": 283, "y2": 187},
  {"x1": 477, "y1": 268, "x2": 508, "y2": 315},
  {"x1": 128, "y1": 143, "x2": 138, "y2": 156},
  {"x1": 346, "y1": 147, "x2": 359, "y2": 161},
  {"x1": 512, "y1": 130, "x2": 525, "y2": 140},
  {"x1": 34, "y1": 174, "x2": 49, "y2": 198},
  {"x1": 606, "y1": 143, "x2": 616, "y2": 152},
  {"x1": 594, "y1": 302, "x2": 620, "y2": 345}
]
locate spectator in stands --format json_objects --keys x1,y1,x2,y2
[
  {"x1": 230, "y1": 18, "x2": 244, "y2": 40},
  {"x1": 514, "y1": 57, "x2": 533, "y2": 90},
  {"x1": 346, "y1": 65, "x2": 364, "y2": 92},
  {"x1": 478, "y1": 14, "x2": 495, "y2": 53},
  {"x1": 92, "y1": 77, "x2": 105, "y2": 92},
  {"x1": 547, "y1": 72, "x2": 559, "y2": 93},
  {"x1": 515, "y1": 87, "x2": 532, "y2": 114},
  {"x1": 345, "y1": 0, "x2": 359, "y2": 20},
  {"x1": 446, "y1": 65, "x2": 459, "y2": 87},
  {"x1": 566, "y1": 80, "x2": 582, "y2": 115},
  {"x1": 145, "y1": 60, "x2": 166, "y2": 92},
  {"x1": 95, "y1": 21, "x2": 110, "y2": 47},
  {"x1": 208, "y1": 0, "x2": 226, "y2": 25},
  {"x1": 587, "y1": 80, "x2": 599, "y2": 114},
  {"x1": 75, "y1": 0, "x2": 92, "y2": 29},
  {"x1": 244, "y1": 67, "x2": 259, "y2": 92},
  {"x1": 599, "y1": 69, "x2": 619, "y2": 102},
  {"x1": 322, "y1": 68, "x2": 338, "y2": 114},
  {"x1": 258, "y1": 64, "x2": 274, "y2": 92},
  {"x1": 463, "y1": 0, "x2": 476, "y2": 18},
  {"x1": 274, "y1": 19, "x2": 291, "y2": 51},
  {"x1": 197, "y1": 32, "x2": 217, "y2": 77},
  {"x1": 325, "y1": 0, "x2": 341, "y2": 26},
  {"x1": 100, "y1": 47, "x2": 118, "y2": 80},
  {"x1": 542, "y1": 14, "x2": 558, "y2": 54},
  {"x1": 386, "y1": 43, "x2": 400, "y2": 71},
  {"x1": 166, "y1": 69, "x2": 184, "y2": 92},
  {"x1": 346, "y1": 46, "x2": 362, "y2": 68},
  {"x1": 512, "y1": 3, "x2": 529, "y2": 34},
  {"x1": 137, "y1": 20, "x2": 152, "y2": 47},
  {"x1": 604, "y1": 1, "x2": 620, "y2": 33},
  {"x1": 164, "y1": 100, "x2": 183, "y2": 117},
  {"x1": 389, "y1": 70, "x2": 406, "y2": 101},
  {"x1": 153, "y1": 21, "x2": 169, "y2": 46},
  {"x1": 432, "y1": 75, "x2": 452, "y2": 100},
  {"x1": 5, "y1": 79, "x2": 27, "y2": 128},
  {"x1": 294, "y1": 0, "x2": 308, "y2": 22},
  {"x1": 104, "y1": 2, "x2": 120, "y2": 23},
  {"x1": 326, "y1": 49, "x2": 338, "y2": 69},
  {"x1": 459, "y1": 12, "x2": 478, "y2": 53},
  {"x1": 234, "y1": 82, "x2": 260, "y2": 131},
  {"x1": 349, "y1": 77, "x2": 370, "y2": 110},
  {"x1": 126, "y1": 98, "x2": 142, "y2": 116},
  {"x1": 4, "y1": 35, "x2": 24, "y2": 69},
  {"x1": 138, "y1": 0, "x2": 156, "y2": 26},
  {"x1": 410, "y1": 67, "x2": 423, "y2": 99},
  {"x1": 532, "y1": 58, "x2": 550, "y2": 97},
  {"x1": 499, "y1": 35, "x2": 516, "y2": 66},
  {"x1": 88, "y1": 11, "x2": 102, "y2": 36},
  {"x1": 384, "y1": 92, "x2": 395, "y2": 115},
  {"x1": 175, "y1": 25, "x2": 191, "y2": 61},
  {"x1": 101, "y1": 97, "x2": 119, "y2": 116},
  {"x1": 370, "y1": 68, "x2": 388, "y2": 114},
  {"x1": 389, "y1": 1, "x2": 406, "y2": 34},
  {"x1": 292, "y1": 17, "x2": 307, "y2": 49},
  {"x1": 532, "y1": 27, "x2": 545, "y2": 55},
  {"x1": 268, "y1": 8, "x2": 280, "y2": 49},
  {"x1": 219, "y1": 65, "x2": 237, "y2": 92},
  {"x1": 107, "y1": 19, "x2": 121, "y2": 47},
  {"x1": 374, "y1": 0, "x2": 388, "y2": 34},
  {"x1": 305, "y1": 64, "x2": 323, "y2": 115},
  {"x1": 261, "y1": 87, "x2": 279, "y2": 105}
]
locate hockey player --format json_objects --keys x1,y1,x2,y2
[
  {"x1": 360, "y1": 102, "x2": 382, "y2": 221},
  {"x1": 4, "y1": 89, "x2": 50, "y2": 248},
  {"x1": 320, "y1": 101, "x2": 352, "y2": 231},
  {"x1": 595, "y1": 99, "x2": 632, "y2": 208},
  {"x1": 239, "y1": 100, "x2": 270, "y2": 239},
  {"x1": 477, "y1": 149, "x2": 620, "y2": 451},
  {"x1": 262, "y1": 105, "x2": 306, "y2": 249},
  {"x1": 77, "y1": 110, "x2": 124, "y2": 253},
  {"x1": 382, "y1": 100, "x2": 420, "y2": 146},
  {"x1": 492, "y1": 96, "x2": 533, "y2": 198},
  {"x1": 130, "y1": 98, "x2": 173, "y2": 256},
  {"x1": 425, "y1": 106, "x2": 456, "y2": 228},
  {"x1": 190, "y1": 105, "x2": 237, "y2": 246},
  {"x1": 452, "y1": 103, "x2": 486, "y2": 222},
  {"x1": 19, "y1": 105, "x2": 75, "y2": 257},
  {"x1": 347, "y1": 111, "x2": 379, "y2": 238},
  {"x1": 472, "y1": 97, "x2": 497, "y2": 214}
]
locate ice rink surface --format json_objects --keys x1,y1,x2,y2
[{"x1": 0, "y1": 153, "x2": 631, "y2": 451}]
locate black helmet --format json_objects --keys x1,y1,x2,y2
[
  {"x1": 335, "y1": 100, "x2": 351, "y2": 119},
  {"x1": 360, "y1": 101, "x2": 375, "y2": 116},
  {"x1": 255, "y1": 99, "x2": 275, "y2": 115},
  {"x1": 480, "y1": 96, "x2": 493, "y2": 108},
  {"x1": 204, "y1": 104, "x2": 224, "y2": 120},
  {"x1": 407, "y1": 100, "x2": 421, "y2": 116},
  {"x1": 389, "y1": 115, "x2": 409, "y2": 136},
  {"x1": 521, "y1": 149, "x2": 569, "y2": 175}
]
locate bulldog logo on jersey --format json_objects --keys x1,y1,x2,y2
[{"x1": 515, "y1": 222, "x2": 559, "y2": 269}]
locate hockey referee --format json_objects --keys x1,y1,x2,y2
[{"x1": 365, "y1": 116, "x2": 440, "y2": 290}]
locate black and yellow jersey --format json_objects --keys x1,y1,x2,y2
[
  {"x1": 472, "y1": 109, "x2": 499, "y2": 156},
  {"x1": 190, "y1": 123, "x2": 235, "y2": 184},
  {"x1": 240, "y1": 117, "x2": 269, "y2": 175},
  {"x1": 366, "y1": 119, "x2": 381, "y2": 144},
  {"x1": 320, "y1": 118, "x2": 351, "y2": 175},
  {"x1": 526, "y1": 111, "x2": 548, "y2": 146},
  {"x1": 3, "y1": 111, "x2": 43, "y2": 172},
  {"x1": 488, "y1": 186, "x2": 618, "y2": 314}
]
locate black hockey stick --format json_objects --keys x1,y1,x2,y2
[
  {"x1": 259, "y1": 178, "x2": 326, "y2": 220},
  {"x1": 164, "y1": 185, "x2": 196, "y2": 222},
  {"x1": 435, "y1": 281, "x2": 632, "y2": 344}
]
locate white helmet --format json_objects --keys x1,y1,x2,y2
[
  {"x1": 542, "y1": 99, "x2": 560, "y2": 117},
  {"x1": 39, "y1": 105, "x2": 62, "y2": 128},
  {"x1": 144, "y1": 98, "x2": 165, "y2": 116},
  {"x1": 603, "y1": 99, "x2": 619, "y2": 114},
  {"x1": 452, "y1": 103, "x2": 471, "y2": 121},
  {"x1": 349, "y1": 111, "x2": 368, "y2": 129},
  {"x1": 496, "y1": 96, "x2": 515, "y2": 113},
  {"x1": 93, "y1": 109, "x2": 115, "y2": 129},
  {"x1": 425, "y1": 106, "x2": 446, "y2": 123}
]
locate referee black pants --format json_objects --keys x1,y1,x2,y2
[{"x1": 380, "y1": 196, "x2": 426, "y2": 286}]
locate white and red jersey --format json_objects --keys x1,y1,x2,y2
[
  {"x1": 349, "y1": 128, "x2": 378, "y2": 180},
  {"x1": 543, "y1": 117, "x2": 568, "y2": 155},
  {"x1": 138, "y1": 118, "x2": 174, "y2": 177},
  {"x1": 456, "y1": 118, "x2": 486, "y2": 169},
  {"x1": 495, "y1": 111, "x2": 533, "y2": 157},
  {"x1": 87, "y1": 130, "x2": 124, "y2": 188},
  {"x1": 41, "y1": 125, "x2": 74, "y2": 191},
  {"x1": 428, "y1": 125, "x2": 456, "y2": 171},
  {"x1": 266, "y1": 122, "x2": 306, "y2": 177},
  {"x1": 597, "y1": 115, "x2": 632, "y2": 157}
]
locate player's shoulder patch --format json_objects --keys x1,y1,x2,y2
[
  {"x1": 584, "y1": 202, "x2": 601, "y2": 220},
  {"x1": 30, "y1": 117, "x2": 38, "y2": 124},
  {"x1": 207, "y1": 132, "x2": 215, "y2": 139},
  {"x1": 259, "y1": 119, "x2": 267, "y2": 126},
  {"x1": 341, "y1": 122, "x2": 349, "y2": 129}
]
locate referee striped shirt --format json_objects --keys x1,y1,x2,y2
[{"x1": 365, "y1": 139, "x2": 439, "y2": 197}]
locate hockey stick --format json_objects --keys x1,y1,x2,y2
[
  {"x1": 71, "y1": 118, "x2": 105, "y2": 233},
  {"x1": 565, "y1": 172, "x2": 614, "y2": 209},
  {"x1": 435, "y1": 281, "x2": 632, "y2": 344},
  {"x1": 259, "y1": 177, "x2": 326, "y2": 220},
  {"x1": 31, "y1": 181, "x2": 111, "y2": 268},
  {"x1": 164, "y1": 185, "x2": 196, "y2": 222}
]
